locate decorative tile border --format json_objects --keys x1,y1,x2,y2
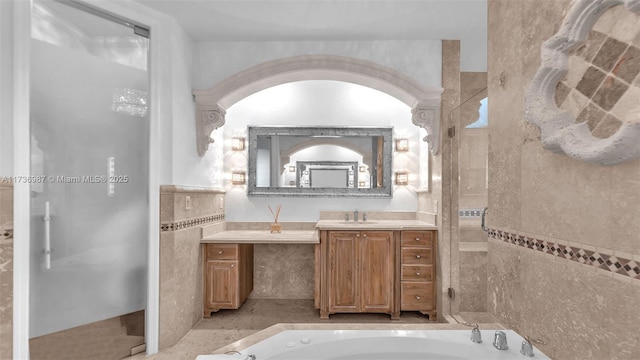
[
  {"x1": 161, "y1": 214, "x2": 225, "y2": 232},
  {"x1": 459, "y1": 208, "x2": 483, "y2": 217},
  {"x1": 1, "y1": 228, "x2": 12, "y2": 240},
  {"x1": 488, "y1": 228, "x2": 640, "y2": 281}
]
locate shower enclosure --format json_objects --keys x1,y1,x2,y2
[{"x1": 28, "y1": 0, "x2": 149, "y2": 353}]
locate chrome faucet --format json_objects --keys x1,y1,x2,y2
[
  {"x1": 520, "y1": 339, "x2": 534, "y2": 357},
  {"x1": 362, "y1": 212, "x2": 367, "y2": 221},
  {"x1": 493, "y1": 331, "x2": 508, "y2": 350},
  {"x1": 470, "y1": 324, "x2": 482, "y2": 343},
  {"x1": 344, "y1": 212, "x2": 349, "y2": 221},
  {"x1": 354, "y1": 209, "x2": 358, "y2": 221}
]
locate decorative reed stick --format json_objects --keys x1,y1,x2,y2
[{"x1": 268, "y1": 205, "x2": 282, "y2": 233}]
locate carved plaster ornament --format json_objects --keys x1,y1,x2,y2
[
  {"x1": 412, "y1": 99, "x2": 441, "y2": 155},
  {"x1": 196, "y1": 105, "x2": 226, "y2": 156},
  {"x1": 525, "y1": 0, "x2": 640, "y2": 165}
]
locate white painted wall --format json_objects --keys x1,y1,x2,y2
[
  {"x1": 192, "y1": 40, "x2": 442, "y2": 90},
  {"x1": 223, "y1": 80, "x2": 423, "y2": 222},
  {"x1": 0, "y1": 1, "x2": 14, "y2": 176}
]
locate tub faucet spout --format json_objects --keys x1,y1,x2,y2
[{"x1": 493, "y1": 331, "x2": 508, "y2": 350}]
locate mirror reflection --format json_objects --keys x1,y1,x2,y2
[{"x1": 248, "y1": 126, "x2": 392, "y2": 197}]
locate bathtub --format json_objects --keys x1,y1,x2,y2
[{"x1": 198, "y1": 329, "x2": 550, "y2": 360}]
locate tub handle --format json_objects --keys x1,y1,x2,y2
[{"x1": 481, "y1": 207, "x2": 489, "y2": 232}]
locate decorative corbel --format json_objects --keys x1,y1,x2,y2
[
  {"x1": 412, "y1": 99, "x2": 441, "y2": 155},
  {"x1": 196, "y1": 105, "x2": 226, "y2": 156}
]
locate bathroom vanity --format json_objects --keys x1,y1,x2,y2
[
  {"x1": 315, "y1": 220, "x2": 437, "y2": 320},
  {"x1": 201, "y1": 221, "x2": 437, "y2": 320}
]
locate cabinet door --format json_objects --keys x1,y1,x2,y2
[
  {"x1": 329, "y1": 231, "x2": 360, "y2": 312},
  {"x1": 360, "y1": 231, "x2": 394, "y2": 312},
  {"x1": 205, "y1": 260, "x2": 238, "y2": 309}
]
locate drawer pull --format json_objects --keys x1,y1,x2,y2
[
  {"x1": 416, "y1": 272, "x2": 421, "y2": 276},
  {"x1": 416, "y1": 255, "x2": 421, "y2": 259},
  {"x1": 218, "y1": 250, "x2": 224, "y2": 254},
  {"x1": 415, "y1": 237, "x2": 420, "y2": 241},
  {"x1": 231, "y1": 264, "x2": 235, "y2": 268},
  {"x1": 415, "y1": 295, "x2": 421, "y2": 300}
]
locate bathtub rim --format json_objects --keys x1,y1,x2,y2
[{"x1": 212, "y1": 321, "x2": 507, "y2": 355}]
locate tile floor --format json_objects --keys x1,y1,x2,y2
[{"x1": 130, "y1": 299, "x2": 497, "y2": 360}]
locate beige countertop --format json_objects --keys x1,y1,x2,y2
[
  {"x1": 201, "y1": 230, "x2": 319, "y2": 244},
  {"x1": 315, "y1": 219, "x2": 438, "y2": 230}
]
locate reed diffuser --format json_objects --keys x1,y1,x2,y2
[{"x1": 268, "y1": 204, "x2": 282, "y2": 233}]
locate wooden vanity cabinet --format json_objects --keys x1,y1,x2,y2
[
  {"x1": 321, "y1": 230, "x2": 397, "y2": 319},
  {"x1": 400, "y1": 230, "x2": 437, "y2": 320},
  {"x1": 203, "y1": 243, "x2": 253, "y2": 317}
]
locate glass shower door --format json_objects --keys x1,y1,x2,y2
[{"x1": 29, "y1": 0, "x2": 149, "y2": 338}]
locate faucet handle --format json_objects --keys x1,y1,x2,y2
[
  {"x1": 520, "y1": 339, "x2": 534, "y2": 357},
  {"x1": 470, "y1": 326, "x2": 482, "y2": 343}
]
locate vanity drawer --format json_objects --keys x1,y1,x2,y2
[
  {"x1": 401, "y1": 231, "x2": 433, "y2": 248},
  {"x1": 206, "y1": 244, "x2": 238, "y2": 260},
  {"x1": 401, "y1": 282, "x2": 433, "y2": 310},
  {"x1": 401, "y1": 248, "x2": 432, "y2": 265},
  {"x1": 401, "y1": 265, "x2": 432, "y2": 281}
]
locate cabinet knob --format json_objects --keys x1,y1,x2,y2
[
  {"x1": 363, "y1": 234, "x2": 367, "y2": 237},
  {"x1": 416, "y1": 272, "x2": 421, "y2": 276},
  {"x1": 415, "y1": 237, "x2": 420, "y2": 241},
  {"x1": 416, "y1": 255, "x2": 421, "y2": 259},
  {"x1": 356, "y1": 234, "x2": 360, "y2": 237},
  {"x1": 218, "y1": 250, "x2": 224, "y2": 254},
  {"x1": 415, "y1": 295, "x2": 421, "y2": 300},
  {"x1": 231, "y1": 264, "x2": 235, "y2": 268}
]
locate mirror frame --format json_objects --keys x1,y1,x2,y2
[{"x1": 247, "y1": 126, "x2": 393, "y2": 197}]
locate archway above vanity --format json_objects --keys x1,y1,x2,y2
[{"x1": 192, "y1": 54, "x2": 444, "y2": 157}]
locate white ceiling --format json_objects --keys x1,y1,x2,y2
[{"x1": 134, "y1": 0, "x2": 487, "y2": 42}]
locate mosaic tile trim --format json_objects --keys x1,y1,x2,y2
[
  {"x1": 459, "y1": 208, "x2": 484, "y2": 217},
  {"x1": 161, "y1": 214, "x2": 224, "y2": 232},
  {"x1": 1, "y1": 228, "x2": 13, "y2": 240},
  {"x1": 488, "y1": 228, "x2": 640, "y2": 281}
]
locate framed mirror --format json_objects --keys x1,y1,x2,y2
[{"x1": 248, "y1": 126, "x2": 393, "y2": 197}]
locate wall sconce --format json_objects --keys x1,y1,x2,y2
[
  {"x1": 358, "y1": 166, "x2": 366, "y2": 172},
  {"x1": 231, "y1": 171, "x2": 246, "y2": 185},
  {"x1": 289, "y1": 166, "x2": 296, "y2": 172},
  {"x1": 231, "y1": 137, "x2": 246, "y2": 151},
  {"x1": 395, "y1": 171, "x2": 409, "y2": 185},
  {"x1": 395, "y1": 138, "x2": 409, "y2": 152}
]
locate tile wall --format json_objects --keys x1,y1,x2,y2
[
  {"x1": 159, "y1": 185, "x2": 226, "y2": 349},
  {"x1": 0, "y1": 183, "x2": 12, "y2": 359},
  {"x1": 487, "y1": 1, "x2": 640, "y2": 358}
]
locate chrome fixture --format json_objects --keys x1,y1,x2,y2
[
  {"x1": 362, "y1": 212, "x2": 367, "y2": 221},
  {"x1": 354, "y1": 209, "x2": 359, "y2": 222},
  {"x1": 521, "y1": 340, "x2": 534, "y2": 357},
  {"x1": 481, "y1": 207, "x2": 489, "y2": 232},
  {"x1": 470, "y1": 324, "x2": 482, "y2": 343},
  {"x1": 493, "y1": 331, "x2": 508, "y2": 350},
  {"x1": 344, "y1": 212, "x2": 349, "y2": 221}
]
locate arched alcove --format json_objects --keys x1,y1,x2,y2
[{"x1": 192, "y1": 54, "x2": 443, "y2": 156}]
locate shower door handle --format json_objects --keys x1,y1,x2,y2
[
  {"x1": 43, "y1": 201, "x2": 51, "y2": 269},
  {"x1": 481, "y1": 207, "x2": 489, "y2": 233}
]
